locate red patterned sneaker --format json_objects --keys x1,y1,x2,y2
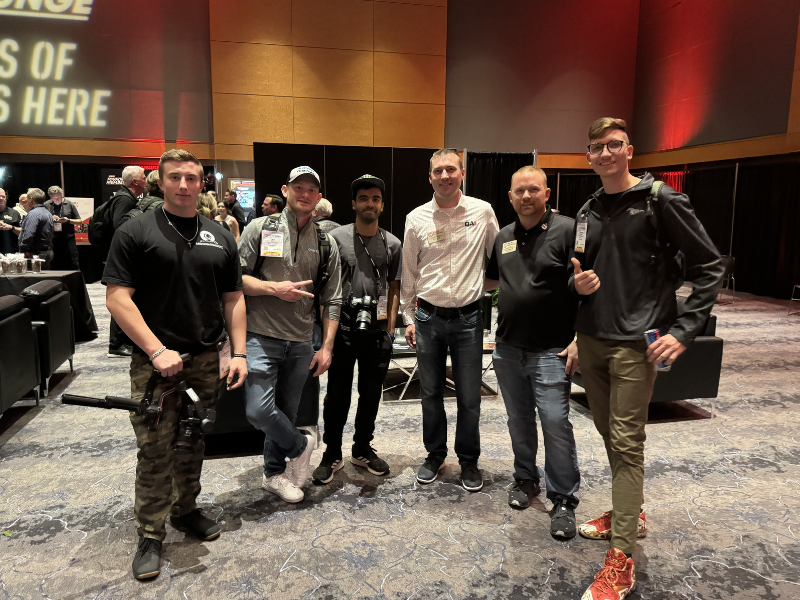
[
  {"x1": 578, "y1": 510, "x2": 647, "y2": 540},
  {"x1": 582, "y1": 548, "x2": 636, "y2": 599}
]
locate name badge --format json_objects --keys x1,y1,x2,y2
[
  {"x1": 261, "y1": 230, "x2": 284, "y2": 257},
  {"x1": 217, "y1": 338, "x2": 231, "y2": 379},
  {"x1": 575, "y1": 215, "x2": 588, "y2": 253},
  {"x1": 377, "y1": 295, "x2": 388, "y2": 320},
  {"x1": 502, "y1": 240, "x2": 517, "y2": 254},
  {"x1": 54, "y1": 222, "x2": 62, "y2": 232},
  {"x1": 427, "y1": 229, "x2": 445, "y2": 244}
]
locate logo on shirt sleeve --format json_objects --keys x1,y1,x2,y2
[{"x1": 465, "y1": 221, "x2": 478, "y2": 227}]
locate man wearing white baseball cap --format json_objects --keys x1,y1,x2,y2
[{"x1": 238, "y1": 166, "x2": 343, "y2": 503}]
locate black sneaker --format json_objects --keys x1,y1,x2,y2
[
  {"x1": 312, "y1": 453, "x2": 344, "y2": 484},
  {"x1": 550, "y1": 499, "x2": 577, "y2": 539},
  {"x1": 507, "y1": 479, "x2": 541, "y2": 509},
  {"x1": 170, "y1": 509, "x2": 220, "y2": 541},
  {"x1": 460, "y1": 463, "x2": 483, "y2": 492},
  {"x1": 132, "y1": 536, "x2": 162, "y2": 580},
  {"x1": 417, "y1": 455, "x2": 446, "y2": 484},
  {"x1": 108, "y1": 345, "x2": 132, "y2": 358},
  {"x1": 351, "y1": 445, "x2": 390, "y2": 476}
]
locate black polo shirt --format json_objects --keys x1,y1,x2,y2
[{"x1": 486, "y1": 208, "x2": 578, "y2": 351}]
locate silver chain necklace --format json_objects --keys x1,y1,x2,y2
[{"x1": 162, "y1": 206, "x2": 199, "y2": 248}]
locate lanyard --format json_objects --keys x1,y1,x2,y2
[{"x1": 355, "y1": 225, "x2": 388, "y2": 287}]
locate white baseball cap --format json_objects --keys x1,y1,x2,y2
[{"x1": 287, "y1": 166, "x2": 321, "y2": 186}]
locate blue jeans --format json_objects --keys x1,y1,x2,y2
[
  {"x1": 415, "y1": 304, "x2": 484, "y2": 464},
  {"x1": 244, "y1": 333, "x2": 315, "y2": 476},
  {"x1": 493, "y1": 341, "x2": 580, "y2": 506}
]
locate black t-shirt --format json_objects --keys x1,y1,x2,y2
[
  {"x1": 600, "y1": 192, "x2": 622, "y2": 216},
  {"x1": 44, "y1": 199, "x2": 81, "y2": 239},
  {"x1": 102, "y1": 208, "x2": 243, "y2": 356},
  {"x1": 0, "y1": 207, "x2": 20, "y2": 253},
  {"x1": 486, "y1": 208, "x2": 578, "y2": 351}
]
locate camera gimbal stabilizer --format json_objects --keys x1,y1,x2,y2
[{"x1": 62, "y1": 354, "x2": 216, "y2": 452}]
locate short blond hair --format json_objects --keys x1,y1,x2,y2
[
  {"x1": 158, "y1": 148, "x2": 203, "y2": 179},
  {"x1": 588, "y1": 117, "x2": 628, "y2": 141},
  {"x1": 510, "y1": 165, "x2": 547, "y2": 189},
  {"x1": 196, "y1": 192, "x2": 217, "y2": 219},
  {"x1": 429, "y1": 148, "x2": 463, "y2": 173},
  {"x1": 47, "y1": 185, "x2": 63, "y2": 196}
]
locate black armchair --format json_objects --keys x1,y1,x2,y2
[
  {"x1": 20, "y1": 281, "x2": 75, "y2": 395},
  {"x1": 0, "y1": 295, "x2": 40, "y2": 412}
]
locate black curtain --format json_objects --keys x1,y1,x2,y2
[
  {"x1": 684, "y1": 167, "x2": 736, "y2": 254},
  {"x1": 556, "y1": 174, "x2": 601, "y2": 218},
  {"x1": 0, "y1": 162, "x2": 61, "y2": 207},
  {"x1": 63, "y1": 163, "x2": 122, "y2": 211},
  {"x1": 465, "y1": 152, "x2": 533, "y2": 228},
  {"x1": 732, "y1": 163, "x2": 800, "y2": 299}
]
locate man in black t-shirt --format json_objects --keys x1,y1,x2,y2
[
  {"x1": 311, "y1": 175, "x2": 402, "y2": 484},
  {"x1": 44, "y1": 186, "x2": 81, "y2": 270},
  {"x1": 0, "y1": 188, "x2": 21, "y2": 253},
  {"x1": 102, "y1": 149, "x2": 247, "y2": 581},
  {"x1": 223, "y1": 189, "x2": 246, "y2": 234},
  {"x1": 484, "y1": 166, "x2": 580, "y2": 538}
]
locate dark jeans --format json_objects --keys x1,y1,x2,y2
[
  {"x1": 415, "y1": 304, "x2": 483, "y2": 464},
  {"x1": 295, "y1": 321, "x2": 322, "y2": 429},
  {"x1": 493, "y1": 342, "x2": 580, "y2": 507},
  {"x1": 109, "y1": 316, "x2": 132, "y2": 350},
  {"x1": 323, "y1": 328, "x2": 393, "y2": 456},
  {"x1": 244, "y1": 333, "x2": 314, "y2": 476},
  {"x1": 52, "y1": 237, "x2": 80, "y2": 270}
]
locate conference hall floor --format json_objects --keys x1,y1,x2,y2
[{"x1": 0, "y1": 283, "x2": 798, "y2": 599}]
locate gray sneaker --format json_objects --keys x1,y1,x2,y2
[
  {"x1": 417, "y1": 456, "x2": 446, "y2": 484},
  {"x1": 132, "y1": 536, "x2": 162, "y2": 580}
]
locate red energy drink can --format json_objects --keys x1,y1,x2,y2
[{"x1": 644, "y1": 329, "x2": 671, "y2": 371}]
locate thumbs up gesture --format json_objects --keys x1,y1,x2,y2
[{"x1": 571, "y1": 258, "x2": 601, "y2": 295}]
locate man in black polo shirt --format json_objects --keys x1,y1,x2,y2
[
  {"x1": 485, "y1": 165, "x2": 580, "y2": 539},
  {"x1": 223, "y1": 189, "x2": 246, "y2": 234},
  {"x1": 44, "y1": 186, "x2": 82, "y2": 270},
  {"x1": 103, "y1": 148, "x2": 247, "y2": 580}
]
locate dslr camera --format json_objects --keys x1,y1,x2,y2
[{"x1": 350, "y1": 294, "x2": 378, "y2": 331}]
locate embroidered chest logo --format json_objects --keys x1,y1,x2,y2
[
  {"x1": 464, "y1": 221, "x2": 478, "y2": 228},
  {"x1": 627, "y1": 208, "x2": 644, "y2": 216},
  {"x1": 196, "y1": 229, "x2": 223, "y2": 249},
  {"x1": 200, "y1": 231, "x2": 216, "y2": 243}
]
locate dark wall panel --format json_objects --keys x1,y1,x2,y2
[
  {"x1": 684, "y1": 167, "x2": 737, "y2": 254},
  {"x1": 445, "y1": 0, "x2": 640, "y2": 153},
  {"x1": 253, "y1": 143, "x2": 325, "y2": 218},
  {"x1": 391, "y1": 148, "x2": 438, "y2": 240},
  {"x1": 633, "y1": 0, "x2": 800, "y2": 153}
]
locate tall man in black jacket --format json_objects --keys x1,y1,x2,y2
[{"x1": 574, "y1": 118, "x2": 723, "y2": 600}]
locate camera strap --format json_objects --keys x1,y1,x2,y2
[{"x1": 355, "y1": 225, "x2": 388, "y2": 293}]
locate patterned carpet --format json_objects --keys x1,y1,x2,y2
[{"x1": 0, "y1": 283, "x2": 799, "y2": 599}]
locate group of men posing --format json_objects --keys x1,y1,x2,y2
[{"x1": 102, "y1": 117, "x2": 723, "y2": 599}]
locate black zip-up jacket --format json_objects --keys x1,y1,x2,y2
[{"x1": 571, "y1": 173, "x2": 723, "y2": 346}]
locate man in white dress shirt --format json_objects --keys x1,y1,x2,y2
[{"x1": 401, "y1": 148, "x2": 499, "y2": 492}]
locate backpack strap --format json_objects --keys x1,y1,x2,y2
[
  {"x1": 645, "y1": 180, "x2": 665, "y2": 231},
  {"x1": 311, "y1": 223, "x2": 332, "y2": 322}
]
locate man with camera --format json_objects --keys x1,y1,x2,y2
[
  {"x1": 238, "y1": 166, "x2": 342, "y2": 504},
  {"x1": 311, "y1": 175, "x2": 401, "y2": 484},
  {"x1": 103, "y1": 149, "x2": 247, "y2": 580}
]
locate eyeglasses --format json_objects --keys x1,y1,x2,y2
[{"x1": 587, "y1": 140, "x2": 628, "y2": 156}]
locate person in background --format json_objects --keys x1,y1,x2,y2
[
  {"x1": 0, "y1": 188, "x2": 21, "y2": 254},
  {"x1": 13, "y1": 193, "x2": 29, "y2": 220},
  {"x1": 262, "y1": 194, "x2": 284, "y2": 217},
  {"x1": 312, "y1": 198, "x2": 339, "y2": 234},
  {"x1": 139, "y1": 171, "x2": 164, "y2": 207},
  {"x1": 107, "y1": 166, "x2": 148, "y2": 358},
  {"x1": 216, "y1": 202, "x2": 240, "y2": 243},
  {"x1": 401, "y1": 148, "x2": 499, "y2": 492},
  {"x1": 44, "y1": 186, "x2": 81, "y2": 270},
  {"x1": 223, "y1": 189, "x2": 246, "y2": 234},
  {"x1": 18, "y1": 188, "x2": 54, "y2": 268},
  {"x1": 574, "y1": 117, "x2": 723, "y2": 600},
  {"x1": 484, "y1": 166, "x2": 581, "y2": 538}
]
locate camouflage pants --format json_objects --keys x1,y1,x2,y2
[{"x1": 129, "y1": 348, "x2": 223, "y2": 541}]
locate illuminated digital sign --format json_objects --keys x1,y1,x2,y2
[{"x1": 0, "y1": 0, "x2": 213, "y2": 142}]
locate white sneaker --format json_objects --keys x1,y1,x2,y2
[
  {"x1": 287, "y1": 433, "x2": 315, "y2": 488},
  {"x1": 261, "y1": 472, "x2": 303, "y2": 503}
]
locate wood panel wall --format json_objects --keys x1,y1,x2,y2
[{"x1": 209, "y1": 0, "x2": 447, "y2": 161}]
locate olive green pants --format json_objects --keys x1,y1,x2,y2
[
  {"x1": 129, "y1": 348, "x2": 222, "y2": 541},
  {"x1": 577, "y1": 333, "x2": 656, "y2": 554}
]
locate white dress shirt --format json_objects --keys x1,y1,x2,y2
[{"x1": 401, "y1": 192, "x2": 499, "y2": 325}]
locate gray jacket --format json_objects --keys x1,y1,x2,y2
[{"x1": 239, "y1": 209, "x2": 342, "y2": 342}]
